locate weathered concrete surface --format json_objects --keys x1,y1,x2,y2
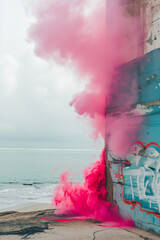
[{"x1": 0, "y1": 209, "x2": 159, "y2": 240}]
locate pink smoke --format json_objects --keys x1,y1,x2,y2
[
  {"x1": 52, "y1": 150, "x2": 108, "y2": 219},
  {"x1": 28, "y1": 0, "x2": 143, "y2": 154},
  {"x1": 28, "y1": 0, "x2": 107, "y2": 140},
  {"x1": 28, "y1": 0, "x2": 144, "y2": 223},
  {"x1": 52, "y1": 149, "x2": 132, "y2": 224}
]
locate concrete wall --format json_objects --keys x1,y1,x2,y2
[{"x1": 105, "y1": 0, "x2": 160, "y2": 234}]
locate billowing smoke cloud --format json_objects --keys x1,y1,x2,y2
[
  {"x1": 28, "y1": 0, "x2": 107, "y2": 140},
  {"x1": 52, "y1": 149, "x2": 133, "y2": 224},
  {"x1": 28, "y1": 0, "x2": 144, "y2": 221},
  {"x1": 28, "y1": 0, "x2": 143, "y2": 154}
]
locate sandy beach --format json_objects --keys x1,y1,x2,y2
[{"x1": 0, "y1": 204, "x2": 159, "y2": 240}]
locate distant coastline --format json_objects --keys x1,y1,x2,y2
[{"x1": 0, "y1": 148, "x2": 102, "y2": 152}]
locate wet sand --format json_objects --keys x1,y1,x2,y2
[{"x1": 0, "y1": 204, "x2": 159, "y2": 240}]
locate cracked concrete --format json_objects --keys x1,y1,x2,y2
[
  {"x1": 92, "y1": 229, "x2": 105, "y2": 240},
  {"x1": 0, "y1": 222, "x2": 159, "y2": 239},
  {"x1": 0, "y1": 209, "x2": 159, "y2": 240}
]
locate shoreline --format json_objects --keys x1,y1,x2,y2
[
  {"x1": 14, "y1": 203, "x2": 52, "y2": 213},
  {"x1": 0, "y1": 202, "x2": 52, "y2": 213}
]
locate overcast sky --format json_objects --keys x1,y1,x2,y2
[{"x1": 0, "y1": 0, "x2": 103, "y2": 149}]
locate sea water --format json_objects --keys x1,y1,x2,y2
[{"x1": 0, "y1": 148, "x2": 100, "y2": 211}]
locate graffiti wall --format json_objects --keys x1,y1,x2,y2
[
  {"x1": 105, "y1": 0, "x2": 160, "y2": 234},
  {"x1": 123, "y1": 142, "x2": 160, "y2": 215}
]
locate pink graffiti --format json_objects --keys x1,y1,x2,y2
[{"x1": 115, "y1": 171, "x2": 122, "y2": 182}]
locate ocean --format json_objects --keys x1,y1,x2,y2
[{"x1": 0, "y1": 148, "x2": 101, "y2": 211}]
